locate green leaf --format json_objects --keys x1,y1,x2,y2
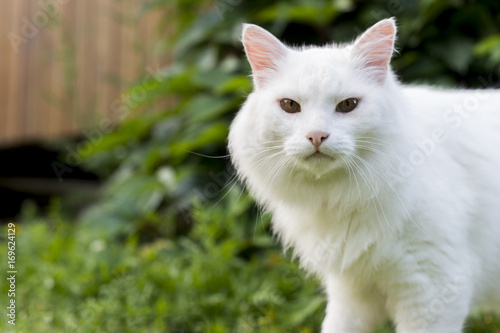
[
  {"x1": 215, "y1": 75, "x2": 252, "y2": 95},
  {"x1": 475, "y1": 34, "x2": 500, "y2": 65},
  {"x1": 183, "y1": 94, "x2": 237, "y2": 123}
]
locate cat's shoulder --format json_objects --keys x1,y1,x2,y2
[
  {"x1": 401, "y1": 84, "x2": 500, "y2": 97},
  {"x1": 401, "y1": 84, "x2": 500, "y2": 108}
]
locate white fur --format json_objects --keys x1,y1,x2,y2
[{"x1": 228, "y1": 19, "x2": 500, "y2": 333}]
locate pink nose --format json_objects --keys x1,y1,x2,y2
[{"x1": 306, "y1": 130, "x2": 330, "y2": 148}]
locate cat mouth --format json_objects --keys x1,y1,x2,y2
[{"x1": 307, "y1": 151, "x2": 334, "y2": 160}]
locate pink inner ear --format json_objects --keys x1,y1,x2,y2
[
  {"x1": 353, "y1": 20, "x2": 396, "y2": 82},
  {"x1": 244, "y1": 32, "x2": 275, "y2": 72},
  {"x1": 243, "y1": 25, "x2": 287, "y2": 87},
  {"x1": 359, "y1": 27, "x2": 394, "y2": 68}
]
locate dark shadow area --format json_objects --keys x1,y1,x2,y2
[{"x1": 0, "y1": 141, "x2": 100, "y2": 221}]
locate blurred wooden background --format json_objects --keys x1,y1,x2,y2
[{"x1": 0, "y1": 0, "x2": 170, "y2": 147}]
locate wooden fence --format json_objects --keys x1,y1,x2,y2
[{"x1": 0, "y1": 0, "x2": 172, "y2": 147}]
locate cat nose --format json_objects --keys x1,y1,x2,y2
[{"x1": 306, "y1": 130, "x2": 330, "y2": 148}]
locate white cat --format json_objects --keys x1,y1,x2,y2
[{"x1": 228, "y1": 18, "x2": 500, "y2": 332}]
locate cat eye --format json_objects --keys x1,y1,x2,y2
[
  {"x1": 336, "y1": 98, "x2": 359, "y2": 113},
  {"x1": 280, "y1": 99, "x2": 301, "y2": 113}
]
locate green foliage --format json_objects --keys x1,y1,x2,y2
[
  {"x1": 1, "y1": 193, "x2": 327, "y2": 332},
  {"x1": 2, "y1": 197, "x2": 500, "y2": 332}
]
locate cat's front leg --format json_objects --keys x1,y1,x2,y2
[
  {"x1": 388, "y1": 274, "x2": 472, "y2": 333},
  {"x1": 392, "y1": 301, "x2": 469, "y2": 333},
  {"x1": 321, "y1": 276, "x2": 386, "y2": 333}
]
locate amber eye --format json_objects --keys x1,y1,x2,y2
[
  {"x1": 336, "y1": 98, "x2": 359, "y2": 113},
  {"x1": 280, "y1": 99, "x2": 301, "y2": 113}
]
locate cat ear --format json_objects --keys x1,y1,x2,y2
[
  {"x1": 242, "y1": 24, "x2": 288, "y2": 89},
  {"x1": 352, "y1": 18, "x2": 397, "y2": 84}
]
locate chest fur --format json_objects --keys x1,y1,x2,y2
[{"x1": 271, "y1": 200, "x2": 397, "y2": 278}]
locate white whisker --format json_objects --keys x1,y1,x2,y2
[{"x1": 351, "y1": 153, "x2": 426, "y2": 235}]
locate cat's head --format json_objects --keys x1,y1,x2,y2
[{"x1": 229, "y1": 19, "x2": 401, "y2": 202}]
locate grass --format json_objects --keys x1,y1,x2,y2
[{"x1": 0, "y1": 193, "x2": 498, "y2": 332}]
